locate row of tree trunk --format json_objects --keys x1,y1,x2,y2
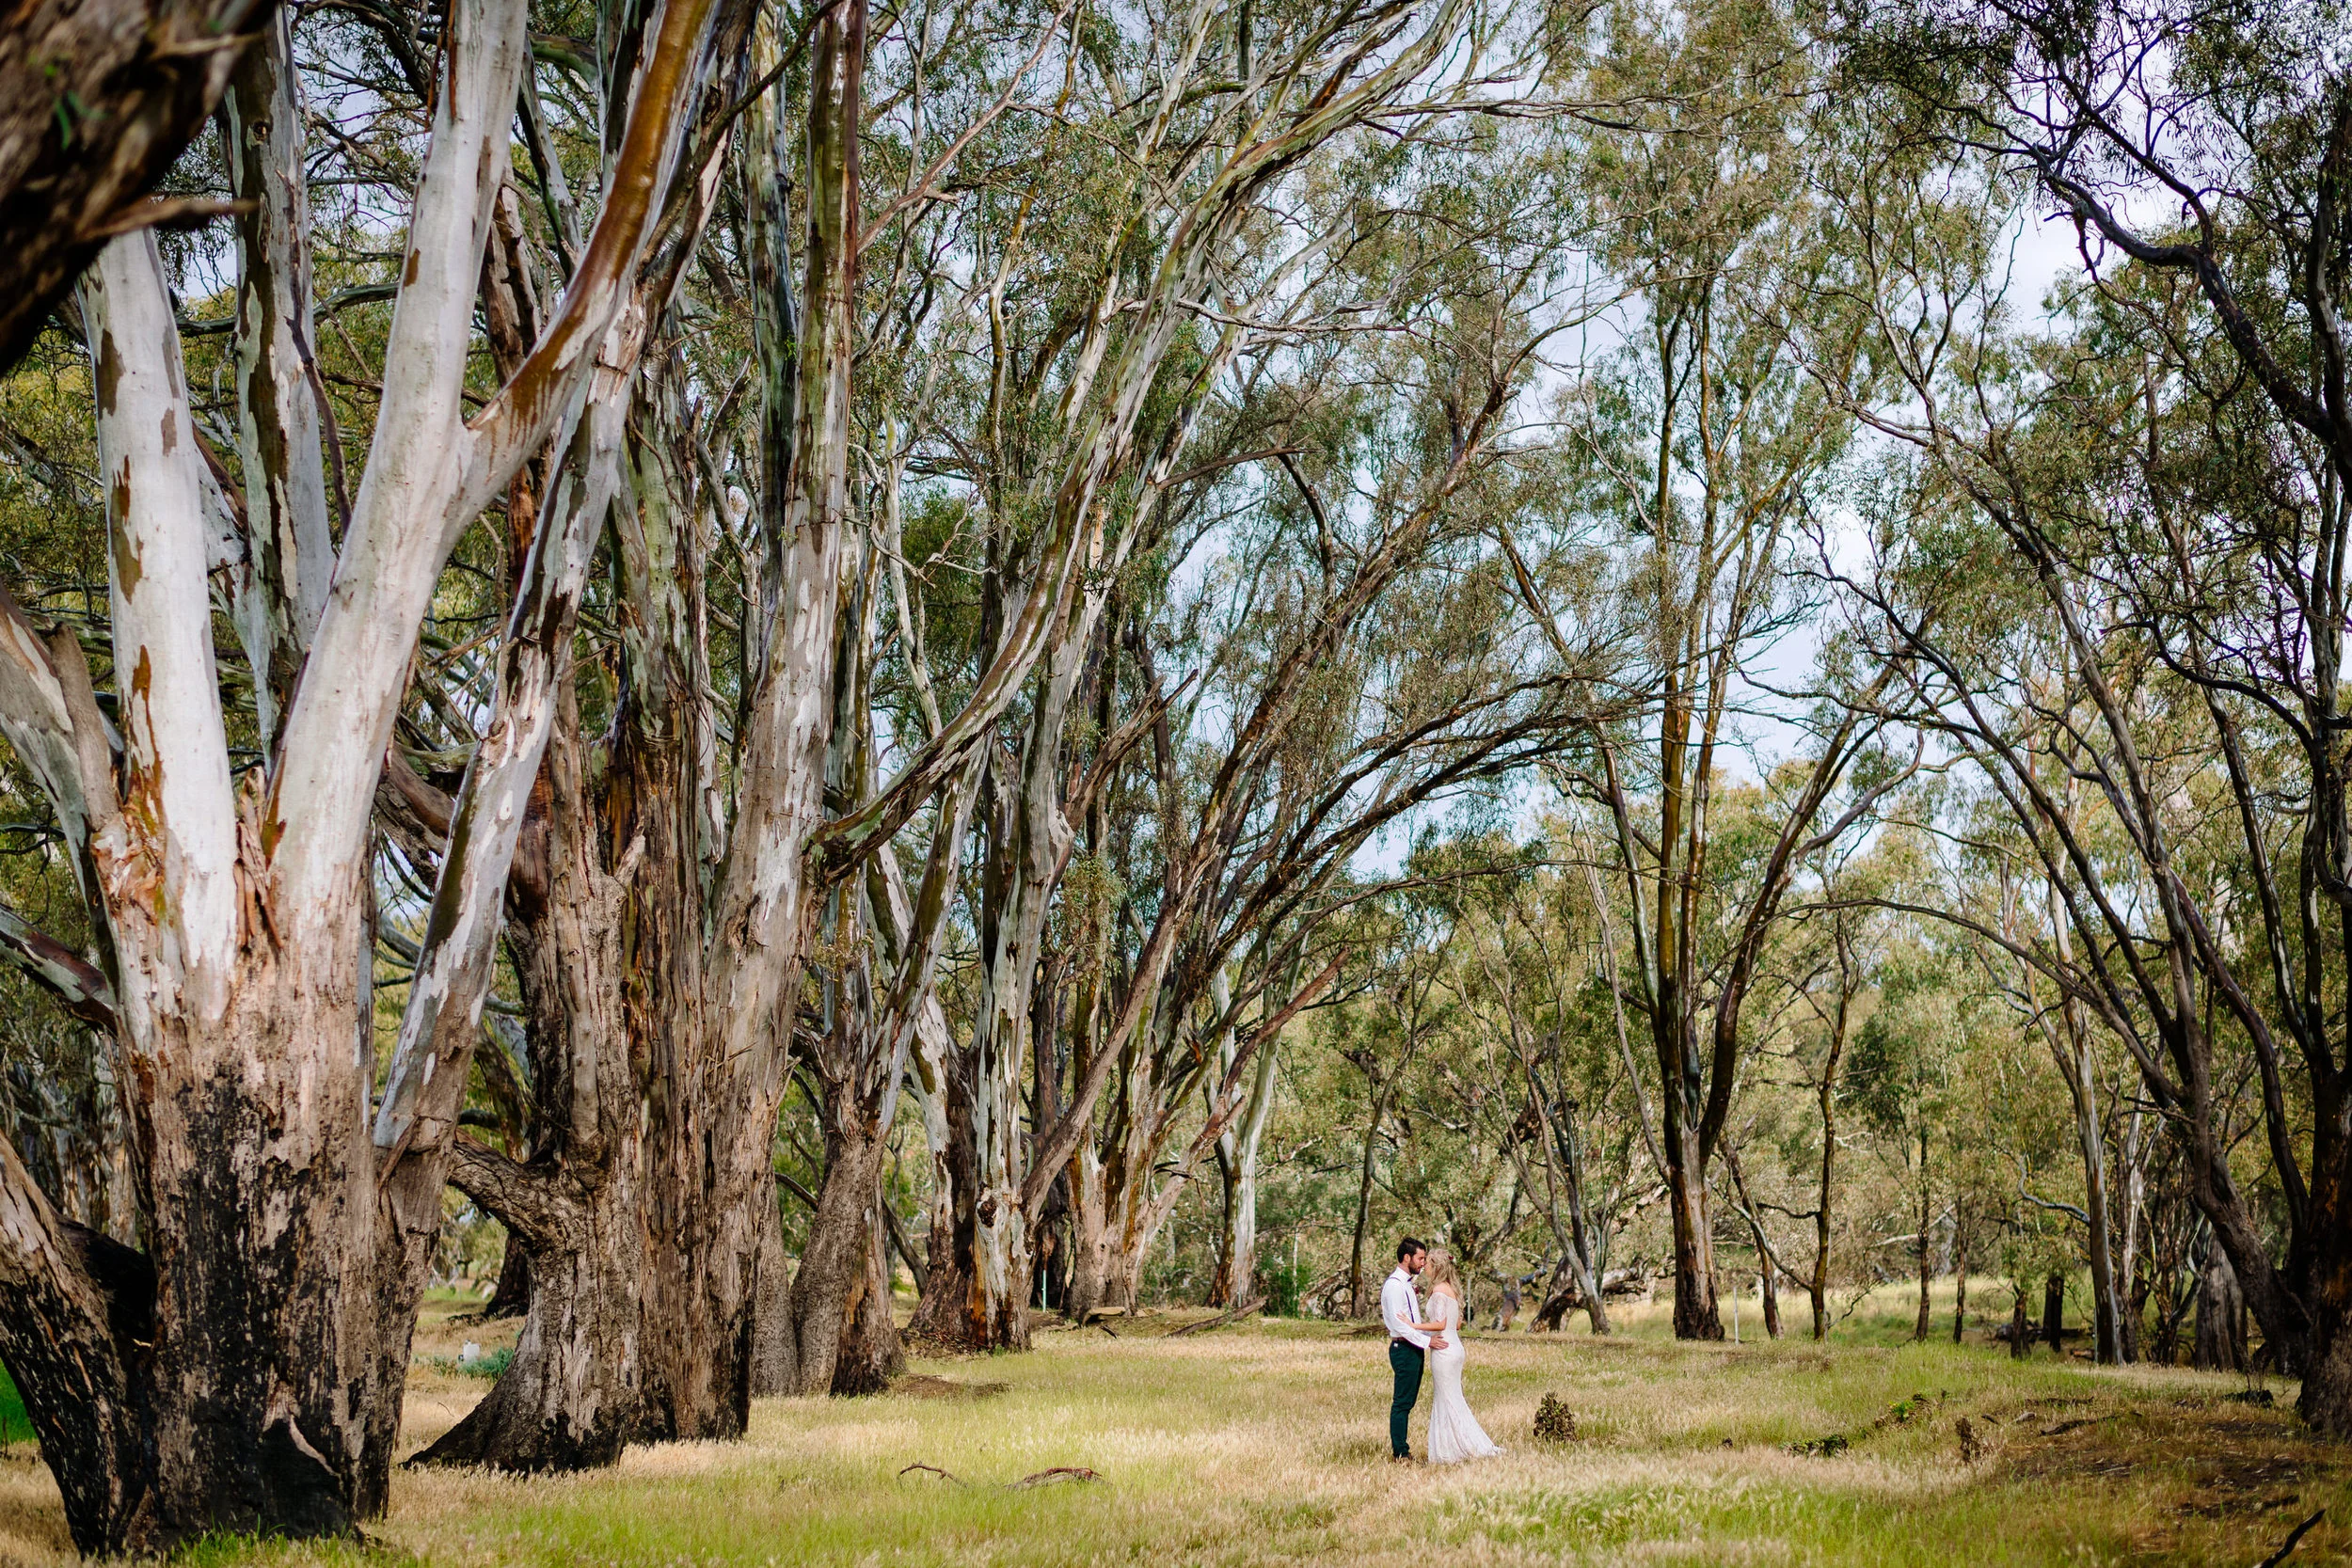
[{"x1": 0, "y1": 0, "x2": 1561, "y2": 1552}]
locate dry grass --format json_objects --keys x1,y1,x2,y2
[{"x1": 4, "y1": 1286, "x2": 2348, "y2": 1566}]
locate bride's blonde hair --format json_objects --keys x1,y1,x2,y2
[{"x1": 1423, "y1": 1247, "x2": 1461, "y2": 1296}]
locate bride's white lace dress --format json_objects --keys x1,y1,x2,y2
[{"x1": 1425, "y1": 1291, "x2": 1503, "y2": 1463}]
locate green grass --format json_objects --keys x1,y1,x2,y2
[
  {"x1": 0, "y1": 1363, "x2": 30, "y2": 1447},
  {"x1": 423, "y1": 1347, "x2": 516, "y2": 1381},
  {"x1": 0, "y1": 1286, "x2": 2344, "y2": 1565}
]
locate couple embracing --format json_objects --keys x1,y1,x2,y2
[{"x1": 1380, "y1": 1236, "x2": 1503, "y2": 1465}]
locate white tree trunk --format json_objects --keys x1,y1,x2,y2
[{"x1": 224, "y1": 4, "x2": 334, "y2": 744}]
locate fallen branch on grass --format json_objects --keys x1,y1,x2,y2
[
  {"x1": 1167, "y1": 1296, "x2": 1265, "y2": 1337},
  {"x1": 1015, "y1": 1467, "x2": 1103, "y2": 1487},
  {"x1": 898, "y1": 1462, "x2": 1107, "y2": 1490},
  {"x1": 2256, "y1": 1508, "x2": 2326, "y2": 1568},
  {"x1": 898, "y1": 1463, "x2": 964, "y2": 1484}
]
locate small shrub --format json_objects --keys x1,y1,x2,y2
[
  {"x1": 1263, "y1": 1255, "x2": 1312, "y2": 1318},
  {"x1": 1534, "y1": 1393, "x2": 1578, "y2": 1443}
]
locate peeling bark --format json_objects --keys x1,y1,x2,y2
[{"x1": 224, "y1": 6, "x2": 333, "y2": 745}]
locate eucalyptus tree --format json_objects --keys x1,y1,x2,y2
[
  {"x1": 1847, "y1": 939, "x2": 1974, "y2": 1340},
  {"x1": 1964, "y1": 811, "x2": 2134, "y2": 1365},
  {"x1": 872, "y1": 0, "x2": 1606, "y2": 1352},
  {"x1": 1336, "y1": 894, "x2": 1461, "y2": 1317},
  {"x1": 1844, "y1": 0, "x2": 2352, "y2": 1419},
  {"x1": 0, "y1": 0, "x2": 742, "y2": 1540},
  {"x1": 1824, "y1": 0, "x2": 2352, "y2": 1410},
  {"x1": 1047, "y1": 245, "x2": 1623, "y2": 1328},
  {"x1": 1452, "y1": 838, "x2": 1661, "y2": 1334},
  {"x1": 397, "y1": 0, "x2": 1098, "y2": 1449},
  {"x1": 1783, "y1": 896, "x2": 1872, "y2": 1339},
  {"x1": 1502, "y1": 0, "x2": 1909, "y2": 1339}
]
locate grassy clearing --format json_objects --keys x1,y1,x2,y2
[
  {"x1": 0, "y1": 1366, "x2": 28, "y2": 1448},
  {"x1": 1, "y1": 1284, "x2": 2344, "y2": 1565}
]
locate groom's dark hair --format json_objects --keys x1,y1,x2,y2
[{"x1": 1396, "y1": 1236, "x2": 1424, "y2": 1262}]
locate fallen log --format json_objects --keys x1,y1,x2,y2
[{"x1": 1167, "y1": 1296, "x2": 1266, "y2": 1338}]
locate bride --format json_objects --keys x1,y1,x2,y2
[{"x1": 1413, "y1": 1249, "x2": 1503, "y2": 1463}]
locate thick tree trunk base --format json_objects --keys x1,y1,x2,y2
[
  {"x1": 906, "y1": 1254, "x2": 989, "y2": 1353},
  {"x1": 2297, "y1": 1300, "x2": 2352, "y2": 1433},
  {"x1": 831, "y1": 1221, "x2": 903, "y2": 1396},
  {"x1": 411, "y1": 1185, "x2": 641, "y2": 1474},
  {"x1": 1672, "y1": 1275, "x2": 1724, "y2": 1340}
]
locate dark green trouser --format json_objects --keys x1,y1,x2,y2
[{"x1": 1389, "y1": 1341, "x2": 1424, "y2": 1457}]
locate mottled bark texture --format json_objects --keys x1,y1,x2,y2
[
  {"x1": 414, "y1": 697, "x2": 646, "y2": 1471},
  {"x1": 633, "y1": 0, "x2": 866, "y2": 1438},
  {"x1": 434, "y1": 0, "x2": 868, "y2": 1458}
]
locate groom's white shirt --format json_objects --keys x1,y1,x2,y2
[{"x1": 1381, "y1": 1267, "x2": 1432, "y2": 1350}]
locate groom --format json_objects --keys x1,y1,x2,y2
[{"x1": 1380, "y1": 1236, "x2": 1447, "y2": 1461}]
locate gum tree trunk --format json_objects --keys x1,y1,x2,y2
[
  {"x1": 0, "y1": 0, "x2": 728, "y2": 1536},
  {"x1": 1208, "y1": 998, "x2": 1279, "y2": 1307},
  {"x1": 2039, "y1": 871, "x2": 2124, "y2": 1365},
  {"x1": 778, "y1": 1092, "x2": 890, "y2": 1393},
  {"x1": 413, "y1": 707, "x2": 647, "y2": 1471},
  {"x1": 1059, "y1": 1147, "x2": 1115, "y2": 1323},
  {"x1": 0, "y1": 1141, "x2": 155, "y2": 1550},
  {"x1": 2294, "y1": 1143, "x2": 2352, "y2": 1425},
  {"x1": 0, "y1": 230, "x2": 399, "y2": 1552},
  {"x1": 906, "y1": 1049, "x2": 986, "y2": 1350},
  {"x1": 2195, "y1": 1247, "x2": 2247, "y2": 1373},
  {"x1": 1660, "y1": 1097, "x2": 1722, "y2": 1340},
  {"x1": 1914, "y1": 1161, "x2": 1933, "y2": 1342},
  {"x1": 1809, "y1": 967, "x2": 1851, "y2": 1342},
  {"x1": 1951, "y1": 1206, "x2": 1970, "y2": 1342},
  {"x1": 832, "y1": 1204, "x2": 904, "y2": 1394},
  {"x1": 636, "y1": 0, "x2": 866, "y2": 1435}
]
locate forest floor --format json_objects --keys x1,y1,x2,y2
[{"x1": 2, "y1": 1283, "x2": 2346, "y2": 1566}]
